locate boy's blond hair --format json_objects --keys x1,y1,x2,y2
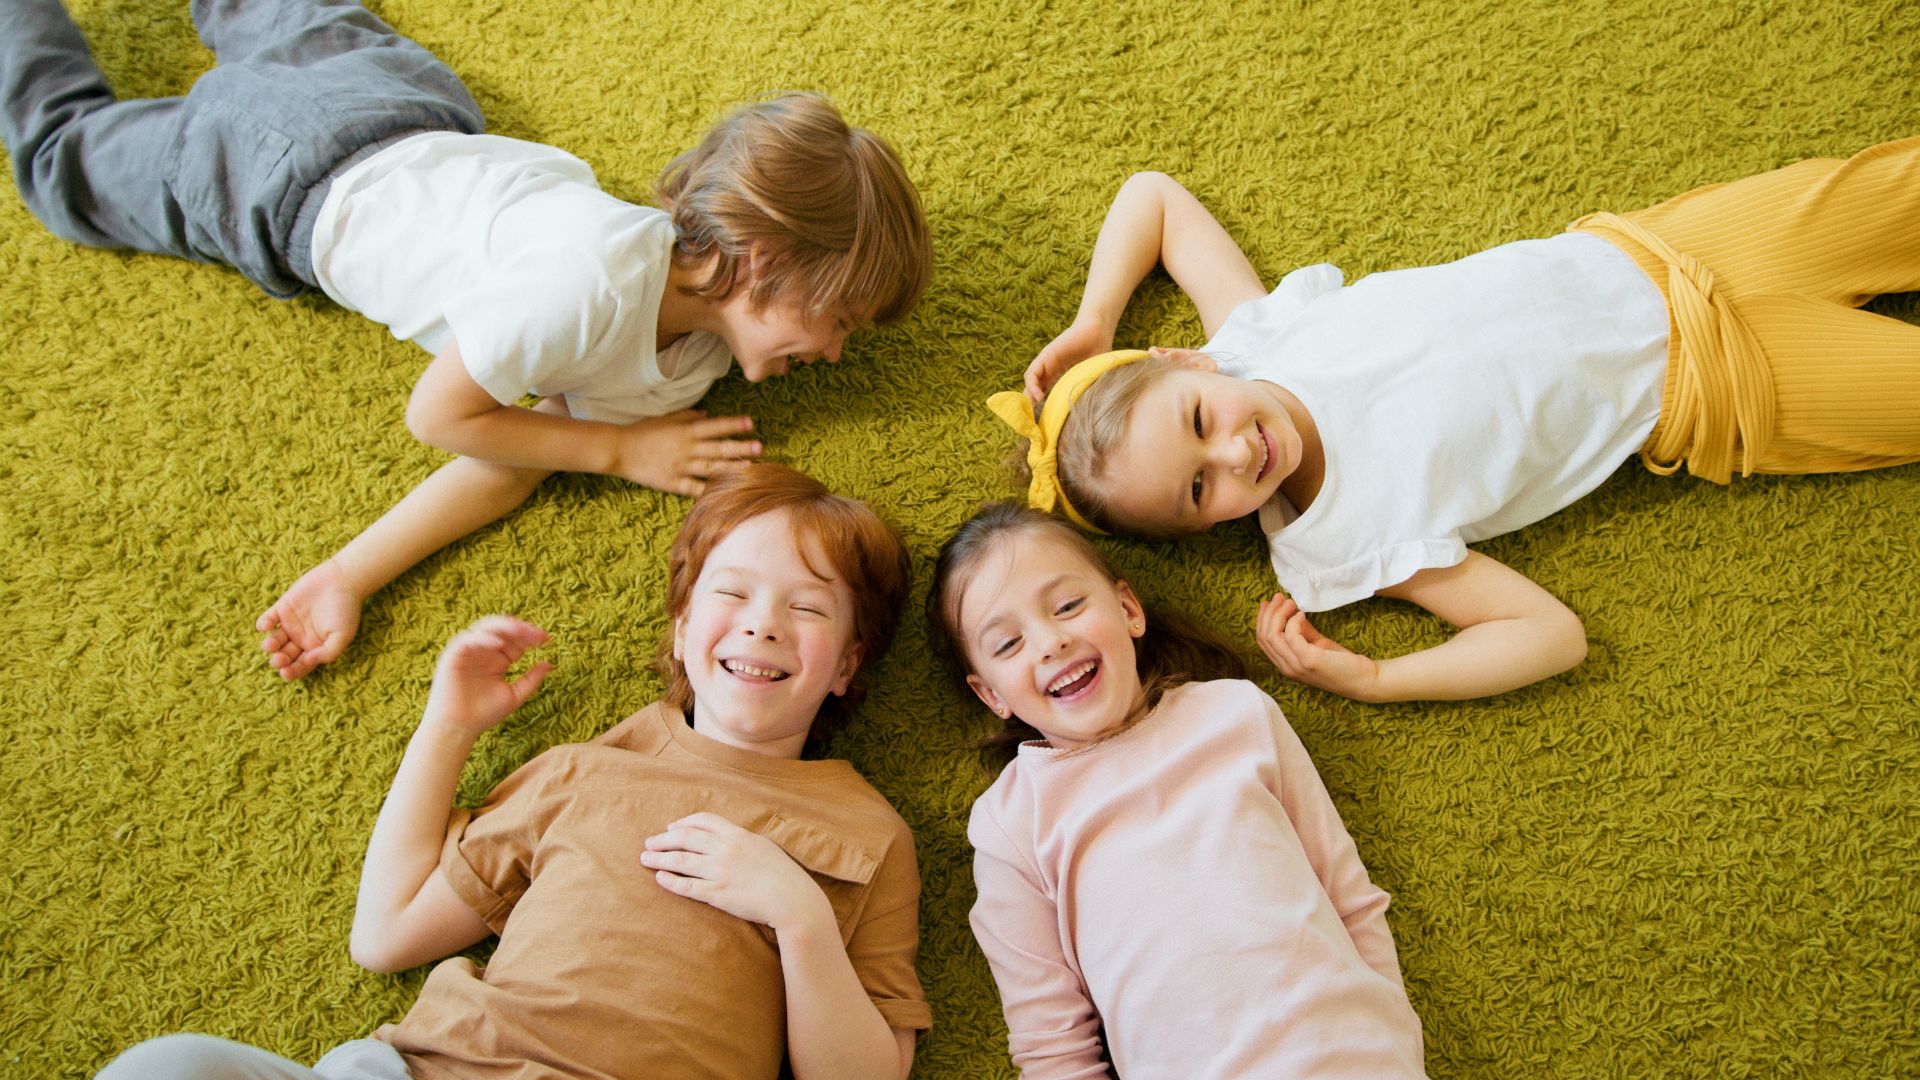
[{"x1": 657, "y1": 93, "x2": 931, "y2": 325}]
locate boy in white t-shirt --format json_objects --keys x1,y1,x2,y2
[{"x1": 0, "y1": 0, "x2": 931, "y2": 680}]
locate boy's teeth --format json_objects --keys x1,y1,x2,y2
[{"x1": 1047, "y1": 661, "x2": 1098, "y2": 696}]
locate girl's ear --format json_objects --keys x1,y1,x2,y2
[
  {"x1": 830, "y1": 644, "x2": 864, "y2": 697},
  {"x1": 966, "y1": 673, "x2": 1010, "y2": 718},
  {"x1": 1114, "y1": 580, "x2": 1147, "y2": 638},
  {"x1": 671, "y1": 615, "x2": 686, "y2": 662}
]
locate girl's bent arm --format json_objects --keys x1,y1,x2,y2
[
  {"x1": 1027, "y1": 173, "x2": 1267, "y2": 399},
  {"x1": 1371, "y1": 552, "x2": 1588, "y2": 700},
  {"x1": 1262, "y1": 552, "x2": 1586, "y2": 702}
]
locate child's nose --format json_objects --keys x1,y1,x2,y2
[
  {"x1": 1210, "y1": 433, "x2": 1253, "y2": 472},
  {"x1": 823, "y1": 335, "x2": 845, "y2": 363}
]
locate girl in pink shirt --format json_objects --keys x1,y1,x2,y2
[{"x1": 928, "y1": 503, "x2": 1427, "y2": 1079}]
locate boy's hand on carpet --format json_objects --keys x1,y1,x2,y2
[
  {"x1": 257, "y1": 558, "x2": 366, "y2": 680},
  {"x1": 1256, "y1": 594, "x2": 1382, "y2": 701},
  {"x1": 421, "y1": 615, "x2": 553, "y2": 739},
  {"x1": 613, "y1": 410, "x2": 761, "y2": 497},
  {"x1": 641, "y1": 813, "x2": 830, "y2": 934},
  {"x1": 1025, "y1": 317, "x2": 1115, "y2": 403}
]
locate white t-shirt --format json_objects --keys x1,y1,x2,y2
[
  {"x1": 309, "y1": 132, "x2": 733, "y2": 423},
  {"x1": 1200, "y1": 231, "x2": 1669, "y2": 611}
]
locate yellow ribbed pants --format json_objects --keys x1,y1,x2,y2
[{"x1": 1571, "y1": 136, "x2": 1920, "y2": 481}]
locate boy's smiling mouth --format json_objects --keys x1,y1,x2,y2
[
  {"x1": 722, "y1": 658, "x2": 790, "y2": 682},
  {"x1": 1253, "y1": 422, "x2": 1276, "y2": 483}
]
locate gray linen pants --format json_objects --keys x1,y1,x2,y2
[
  {"x1": 0, "y1": 0, "x2": 483, "y2": 297},
  {"x1": 96, "y1": 1034, "x2": 413, "y2": 1080}
]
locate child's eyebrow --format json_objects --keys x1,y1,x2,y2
[{"x1": 1167, "y1": 395, "x2": 1194, "y2": 522}]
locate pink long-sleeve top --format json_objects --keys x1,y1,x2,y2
[{"x1": 967, "y1": 679, "x2": 1427, "y2": 1079}]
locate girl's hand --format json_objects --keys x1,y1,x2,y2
[
  {"x1": 420, "y1": 616, "x2": 553, "y2": 740},
  {"x1": 1256, "y1": 594, "x2": 1383, "y2": 702},
  {"x1": 1024, "y1": 317, "x2": 1116, "y2": 403},
  {"x1": 642, "y1": 813, "x2": 832, "y2": 935}
]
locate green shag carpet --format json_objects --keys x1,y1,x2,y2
[{"x1": 3, "y1": 0, "x2": 1918, "y2": 1075}]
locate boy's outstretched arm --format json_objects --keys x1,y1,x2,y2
[
  {"x1": 1256, "y1": 551, "x2": 1589, "y2": 702},
  {"x1": 642, "y1": 814, "x2": 913, "y2": 1080},
  {"x1": 258, "y1": 412, "x2": 558, "y2": 680},
  {"x1": 1025, "y1": 171, "x2": 1267, "y2": 402},
  {"x1": 350, "y1": 616, "x2": 552, "y2": 973},
  {"x1": 406, "y1": 338, "x2": 760, "y2": 492}
]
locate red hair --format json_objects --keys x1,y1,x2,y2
[{"x1": 656, "y1": 463, "x2": 910, "y2": 752}]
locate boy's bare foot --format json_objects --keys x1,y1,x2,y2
[{"x1": 257, "y1": 558, "x2": 365, "y2": 680}]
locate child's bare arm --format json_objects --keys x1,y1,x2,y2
[
  {"x1": 1256, "y1": 551, "x2": 1588, "y2": 702},
  {"x1": 406, "y1": 339, "x2": 760, "y2": 493},
  {"x1": 1026, "y1": 171, "x2": 1267, "y2": 401},
  {"x1": 350, "y1": 616, "x2": 552, "y2": 973},
  {"x1": 259, "y1": 401, "x2": 564, "y2": 680},
  {"x1": 641, "y1": 814, "x2": 910, "y2": 1080}
]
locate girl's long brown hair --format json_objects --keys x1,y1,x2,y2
[{"x1": 926, "y1": 503, "x2": 1247, "y2": 770}]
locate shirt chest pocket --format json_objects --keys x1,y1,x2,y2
[{"x1": 753, "y1": 813, "x2": 881, "y2": 947}]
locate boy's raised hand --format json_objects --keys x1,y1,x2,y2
[
  {"x1": 257, "y1": 558, "x2": 365, "y2": 680},
  {"x1": 641, "y1": 813, "x2": 831, "y2": 936},
  {"x1": 1024, "y1": 317, "x2": 1116, "y2": 403},
  {"x1": 613, "y1": 410, "x2": 762, "y2": 497},
  {"x1": 421, "y1": 615, "x2": 553, "y2": 740},
  {"x1": 1256, "y1": 594, "x2": 1384, "y2": 702}
]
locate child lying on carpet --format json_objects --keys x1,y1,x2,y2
[
  {"x1": 993, "y1": 140, "x2": 1920, "y2": 703},
  {"x1": 95, "y1": 463, "x2": 929, "y2": 1080},
  {"x1": 0, "y1": 0, "x2": 930, "y2": 681},
  {"x1": 927, "y1": 502, "x2": 1426, "y2": 1078}
]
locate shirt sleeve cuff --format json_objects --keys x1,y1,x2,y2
[{"x1": 435, "y1": 806, "x2": 516, "y2": 934}]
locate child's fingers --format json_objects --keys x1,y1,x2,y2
[
  {"x1": 647, "y1": 822, "x2": 723, "y2": 855},
  {"x1": 508, "y1": 660, "x2": 552, "y2": 705},
  {"x1": 690, "y1": 413, "x2": 755, "y2": 438},
  {"x1": 650, "y1": 869, "x2": 713, "y2": 903},
  {"x1": 462, "y1": 614, "x2": 548, "y2": 649},
  {"x1": 669, "y1": 812, "x2": 735, "y2": 835},
  {"x1": 639, "y1": 849, "x2": 707, "y2": 877},
  {"x1": 697, "y1": 437, "x2": 763, "y2": 461}
]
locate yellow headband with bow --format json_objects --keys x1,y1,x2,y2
[{"x1": 986, "y1": 350, "x2": 1149, "y2": 533}]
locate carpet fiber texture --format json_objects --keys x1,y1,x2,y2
[{"x1": 3, "y1": 0, "x2": 1917, "y2": 1075}]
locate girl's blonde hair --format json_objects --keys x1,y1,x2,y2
[
  {"x1": 1010, "y1": 356, "x2": 1192, "y2": 538},
  {"x1": 656, "y1": 463, "x2": 911, "y2": 755},
  {"x1": 926, "y1": 503, "x2": 1247, "y2": 770},
  {"x1": 657, "y1": 93, "x2": 931, "y2": 326}
]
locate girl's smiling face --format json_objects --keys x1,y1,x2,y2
[
  {"x1": 1096, "y1": 366, "x2": 1302, "y2": 534},
  {"x1": 673, "y1": 508, "x2": 862, "y2": 757},
  {"x1": 954, "y1": 529, "x2": 1148, "y2": 750}
]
